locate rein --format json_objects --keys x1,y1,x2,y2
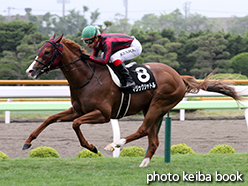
[
  {"x1": 62, "y1": 49, "x2": 102, "y2": 90},
  {"x1": 69, "y1": 62, "x2": 96, "y2": 90}
]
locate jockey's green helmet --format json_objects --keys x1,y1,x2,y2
[{"x1": 81, "y1": 25, "x2": 101, "y2": 40}]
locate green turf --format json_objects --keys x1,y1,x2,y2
[{"x1": 0, "y1": 154, "x2": 247, "y2": 185}]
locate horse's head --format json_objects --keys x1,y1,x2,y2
[{"x1": 26, "y1": 34, "x2": 64, "y2": 79}]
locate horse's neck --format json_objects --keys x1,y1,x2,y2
[{"x1": 60, "y1": 50, "x2": 93, "y2": 88}]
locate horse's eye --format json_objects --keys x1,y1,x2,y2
[{"x1": 44, "y1": 51, "x2": 50, "y2": 55}]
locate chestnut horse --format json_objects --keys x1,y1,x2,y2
[{"x1": 24, "y1": 34, "x2": 240, "y2": 167}]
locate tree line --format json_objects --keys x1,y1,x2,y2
[{"x1": 0, "y1": 8, "x2": 248, "y2": 80}]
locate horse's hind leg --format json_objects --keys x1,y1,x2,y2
[
  {"x1": 105, "y1": 109, "x2": 162, "y2": 160},
  {"x1": 22, "y1": 107, "x2": 79, "y2": 150},
  {"x1": 139, "y1": 119, "x2": 161, "y2": 167},
  {"x1": 105, "y1": 101, "x2": 176, "y2": 167}
]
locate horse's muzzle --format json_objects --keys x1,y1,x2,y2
[
  {"x1": 26, "y1": 68, "x2": 42, "y2": 79},
  {"x1": 32, "y1": 69, "x2": 43, "y2": 79},
  {"x1": 26, "y1": 69, "x2": 34, "y2": 78}
]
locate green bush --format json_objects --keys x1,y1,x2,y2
[
  {"x1": 171, "y1": 143, "x2": 195, "y2": 155},
  {"x1": 76, "y1": 150, "x2": 103, "y2": 158},
  {"x1": 208, "y1": 145, "x2": 236, "y2": 154},
  {"x1": 231, "y1": 52, "x2": 248, "y2": 77},
  {"x1": 28, "y1": 146, "x2": 59, "y2": 158},
  {"x1": 0, "y1": 151, "x2": 10, "y2": 160},
  {"x1": 119, "y1": 146, "x2": 145, "y2": 157}
]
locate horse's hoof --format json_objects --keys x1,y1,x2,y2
[
  {"x1": 104, "y1": 144, "x2": 114, "y2": 152},
  {"x1": 22, "y1": 144, "x2": 31, "y2": 150},
  {"x1": 139, "y1": 158, "x2": 150, "y2": 167},
  {"x1": 91, "y1": 146, "x2": 98, "y2": 154}
]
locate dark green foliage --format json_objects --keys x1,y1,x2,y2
[
  {"x1": 188, "y1": 33, "x2": 232, "y2": 78},
  {"x1": 2, "y1": 8, "x2": 248, "y2": 80},
  {"x1": 231, "y1": 52, "x2": 248, "y2": 77},
  {"x1": 0, "y1": 21, "x2": 36, "y2": 53}
]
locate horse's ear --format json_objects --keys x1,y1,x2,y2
[
  {"x1": 50, "y1": 33, "x2": 56, "y2": 40},
  {"x1": 55, "y1": 34, "x2": 64, "y2": 43}
]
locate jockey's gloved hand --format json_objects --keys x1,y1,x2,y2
[{"x1": 80, "y1": 53, "x2": 90, "y2": 60}]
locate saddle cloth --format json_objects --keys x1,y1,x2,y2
[
  {"x1": 107, "y1": 62, "x2": 157, "y2": 94},
  {"x1": 107, "y1": 62, "x2": 157, "y2": 119}
]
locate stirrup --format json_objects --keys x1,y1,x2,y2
[{"x1": 121, "y1": 81, "x2": 135, "y2": 89}]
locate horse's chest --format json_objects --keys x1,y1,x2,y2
[
  {"x1": 71, "y1": 100, "x2": 84, "y2": 113},
  {"x1": 71, "y1": 96, "x2": 92, "y2": 114}
]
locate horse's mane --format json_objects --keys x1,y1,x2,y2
[{"x1": 61, "y1": 38, "x2": 87, "y2": 54}]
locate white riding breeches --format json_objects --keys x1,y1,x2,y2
[{"x1": 100, "y1": 37, "x2": 142, "y2": 63}]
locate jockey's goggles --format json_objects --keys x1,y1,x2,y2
[
  {"x1": 84, "y1": 38, "x2": 95, "y2": 45},
  {"x1": 83, "y1": 27, "x2": 98, "y2": 45}
]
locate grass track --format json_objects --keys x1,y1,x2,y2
[{"x1": 0, "y1": 154, "x2": 247, "y2": 185}]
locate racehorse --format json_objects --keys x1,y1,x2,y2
[{"x1": 24, "y1": 34, "x2": 241, "y2": 167}]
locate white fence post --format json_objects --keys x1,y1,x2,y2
[
  {"x1": 244, "y1": 108, "x2": 248, "y2": 130},
  {"x1": 111, "y1": 119, "x2": 120, "y2": 157},
  {"x1": 5, "y1": 98, "x2": 12, "y2": 124},
  {"x1": 180, "y1": 97, "x2": 188, "y2": 121}
]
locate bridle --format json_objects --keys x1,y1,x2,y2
[
  {"x1": 35, "y1": 40, "x2": 63, "y2": 73},
  {"x1": 35, "y1": 37, "x2": 102, "y2": 89}
]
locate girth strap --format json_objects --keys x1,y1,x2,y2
[{"x1": 116, "y1": 92, "x2": 131, "y2": 119}]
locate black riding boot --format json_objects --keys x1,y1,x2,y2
[{"x1": 116, "y1": 63, "x2": 135, "y2": 89}]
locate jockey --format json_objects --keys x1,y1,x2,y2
[{"x1": 80, "y1": 25, "x2": 142, "y2": 89}]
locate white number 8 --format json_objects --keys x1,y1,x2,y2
[{"x1": 135, "y1": 67, "x2": 150, "y2": 83}]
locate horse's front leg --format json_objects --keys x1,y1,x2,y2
[
  {"x1": 72, "y1": 109, "x2": 109, "y2": 153},
  {"x1": 22, "y1": 107, "x2": 79, "y2": 150}
]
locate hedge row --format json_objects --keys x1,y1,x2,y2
[{"x1": 0, "y1": 144, "x2": 237, "y2": 159}]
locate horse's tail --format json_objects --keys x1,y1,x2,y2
[{"x1": 180, "y1": 75, "x2": 242, "y2": 101}]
